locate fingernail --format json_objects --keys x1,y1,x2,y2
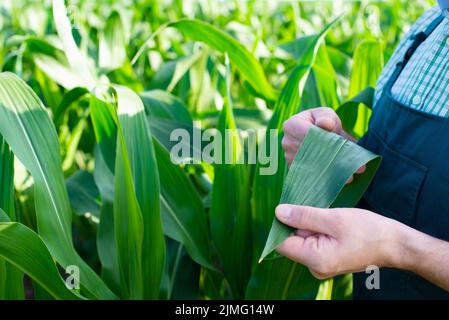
[{"x1": 276, "y1": 205, "x2": 292, "y2": 221}]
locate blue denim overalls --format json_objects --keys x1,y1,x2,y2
[{"x1": 353, "y1": 14, "x2": 449, "y2": 299}]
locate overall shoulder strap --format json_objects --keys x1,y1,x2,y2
[
  {"x1": 382, "y1": 13, "x2": 446, "y2": 96},
  {"x1": 402, "y1": 14, "x2": 444, "y2": 65}
]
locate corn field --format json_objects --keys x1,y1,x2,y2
[{"x1": 0, "y1": 0, "x2": 433, "y2": 300}]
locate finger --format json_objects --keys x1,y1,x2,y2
[
  {"x1": 282, "y1": 137, "x2": 301, "y2": 166},
  {"x1": 355, "y1": 165, "x2": 366, "y2": 174},
  {"x1": 345, "y1": 175, "x2": 354, "y2": 184},
  {"x1": 315, "y1": 116, "x2": 338, "y2": 132},
  {"x1": 276, "y1": 236, "x2": 311, "y2": 265},
  {"x1": 281, "y1": 136, "x2": 300, "y2": 153},
  {"x1": 285, "y1": 154, "x2": 294, "y2": 166},
  {"x1": 312, "y1": 108, "x2": 341, "y2": 133},
  {"x1": 345, "y1": 165, "x2": 367, "y2": 184},
  {"x1": 283, "y1": 116, "x2": 314, "y2": 140},
  {"x1": 275, "y1": 205, "x2": 336, "y2": 235},
  {"x1": 295, "y1": 229, "x2": 316, "y2": 237}
]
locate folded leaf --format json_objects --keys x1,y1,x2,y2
[
  {"x1": 251, "y1": 17, "x2": 342, "y2": 260},
  {"x1": 260, "y1": 126, "x2": 381, "y2": 261}
]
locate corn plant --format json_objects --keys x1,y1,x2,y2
[{"x1": 0, "y1": 0, "x2": 433, "y2": 300}]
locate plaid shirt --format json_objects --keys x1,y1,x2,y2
[{"x1": 374, "y1": 5, "x2": 449, "y2": 117}]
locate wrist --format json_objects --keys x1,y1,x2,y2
[{"x1": 384, "y1": 219, "x2": 418, "y2": 271}]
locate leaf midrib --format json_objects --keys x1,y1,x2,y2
[{"x1": 2, "y1": 77, "x2": 72, "y2": 249}]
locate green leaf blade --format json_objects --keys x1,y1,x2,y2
[
  {"x1": 259, "y1": 126, "x2": 381, "y2": 261},
  {"x1": 154, "y1": 141, "x2": 215, "y2": 271},
  {"x1": 0, "y1": 72, "x2": 115, "y2": 299},
  {"x1": 0, "y1": 221, "x2": 79, "y2": 300},
  {"x1": 114, "y1": 85, "x2": 166, "y2": 299},
  {"x1": 251, "y1": 17, "x2": 341, "y2": 259},
  {"x1": 168, "y1": 19, "x2": 276, "y2": 101},
  {"x1": 209, "y1": 59, "x2": 252, "y2": 297}
]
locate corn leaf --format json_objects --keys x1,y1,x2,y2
[
  {"x1": 245, "y1": 256, "x2": 318, "y2": 299},
  {"x1": 0, "y1": 209, "x2": 10, "y2": 223},
  {"x1": 54, "y1": 86, "x2": 89, "y2": 127},
  {"x1": 88, "y1": 92, "x2": 122, "y2": 295},
  {"x1": 282, "y1": 37, "x2": 340, "y2": 109},
  {"x1": 249, "y1": 127, "x2": 380, "y2": 299},
  {"x1": 0, "y1": 221, "x2": 79, "y2": 300},
  {"x1": 148, "y1": 51, "x2": 203, "y2": 92},
  {"x1": 16, "y1": 37, "x2": 86, "y2": 89},
  {"x1": 198, "y1": 108, "x2": 271, "y2": 130},
  {"x1": 99, "y1": 11, "x2": 127, "y2": 70},
  {"x1": 0, "y1": 137, "x2": 24, "y2": 299},
  {"x1": 61, "y1": 114, "x2": 87, "y2": 171},
  {"x1": 141, "y1": 89, "x2": 195, "y2": 153},
  {"x1": 167, "y1": 51, "x2": 203, "y2": 92},
  {"x1": 154, "y1": 140, "x2": 215, "y2": 271},
  {"x1": 260, "y1": 126, "x2": 381, "y2": 261},
  {"x1": 301, "y1": 45, "x2": 341, "y2": 110},
  {"x1": 0, "y1": 138, "x2": 15, "y2": 231},
  {"x1": 336, "y1": 87, "x2": 375, "y2": 137},
  {"x1": 142, "y1": 90, "x2": 213, "y2": 269},
  {"x1": 94, "y1": 146, "x2": 120, "y2": 295},
  {"x1": 348, "y1": 39, "x2": 384, "y2": 97},
  {"x1": 113, "y1": 115, "x2": 144, "y2": 299},
  {"x1": 66, "y1": 170, "x2": 101, "y2": 219},
  {"x1": 188, "y1": 48, "x2": 215, "y2": 115},
  {"x1": 162, "y1": 239, "x2": 201, "y2": 300},
  {"x1": 52, "y1": 0, "x2": 97, "y2": 89},
  {"x1": 209, "y1": 56, "x2": 252, "y2": 298},
  {"x1": 251, "y1": 17, "x2": 341, "y2": 259},
  {"x1": 251, "y1": 66, "x2": 308, "y2": 259},
  {"x1": 166, "y1": 19, "x2": 276, "y2": 101},
  {"x1": 90, "y1": 94, "x2": 117, "y2": 173},
  {"x1": 141, "y1": 90, "x2": 193, "y2": 124},
  {"x1": 316, "y1": 278, "x2": 334, "y2": 300},
  {"x1": 32, "y1": 67, "x2": 63, "y2": 114},
  {"x1": 347, "y1": 39, "x2": 384, "y2": 138},
  {"x1": 114, "y1": 85, "x2": 165, "y2": 299},
  {"x1": 0, "y1": 72, "x2": 115, "y2": 299}
]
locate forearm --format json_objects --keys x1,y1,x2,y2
[{"x1": 391, "y1": 223, "x2": 449, "y2": 292}]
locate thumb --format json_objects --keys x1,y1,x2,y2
[
  {"x1": 276, "y1": 205, "x2": 336, "y2": 235},
  {"x1": 312, "y1": 109, "x2": 342, "y2": 133},
  {"x1": 314, "y1": 115, "x2": 343, "y2": 134},
  {"x1": 315, "y1": 116, "x2": 337, "y2": 132}
]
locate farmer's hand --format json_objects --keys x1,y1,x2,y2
[
  {"x1": 275, "y1": 204, "x2": 449, "y2": 292},
  {"x1": 274, "y1": 204, "x2": 402, "y2": 279},
  {"x1": 282, "y1": 107, "x2": 364, "y2": 182}
]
